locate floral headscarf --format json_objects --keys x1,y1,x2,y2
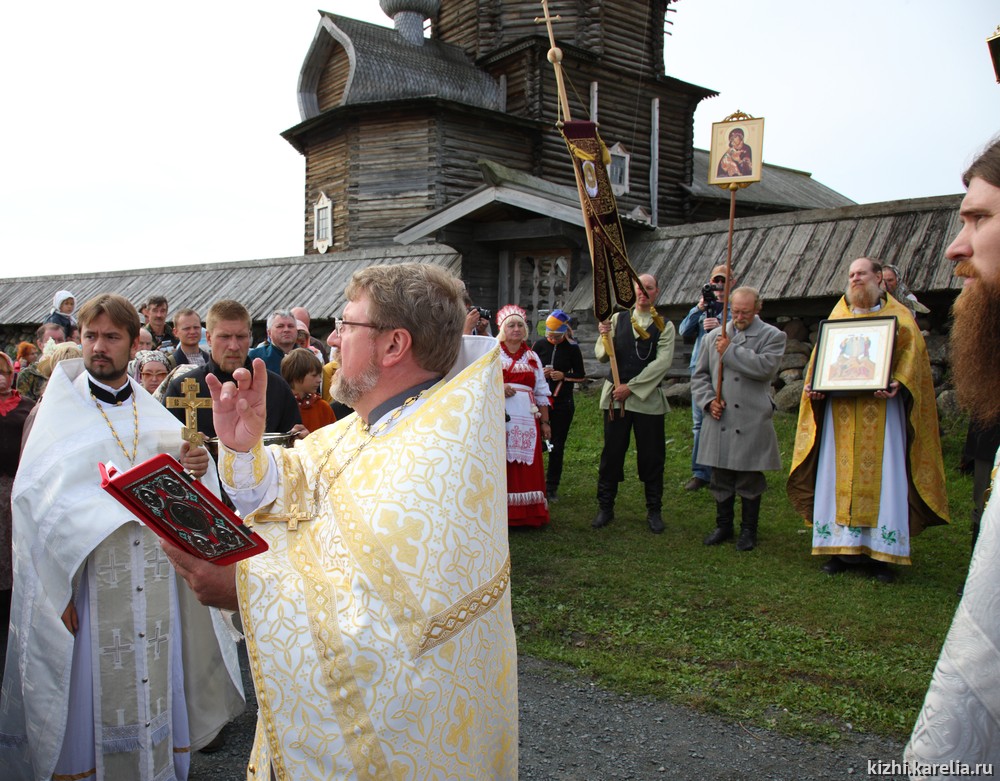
[{"x1": 130, "y1": 350, "x2": 169, "y2": 383}]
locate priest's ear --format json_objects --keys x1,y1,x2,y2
[{"x1": 378, "y1": 327, "x2": 413, "y2": 369}]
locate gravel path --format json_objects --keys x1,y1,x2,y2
[{"x1": 191, "y1": 650, "x2": 909, "y2": 780}]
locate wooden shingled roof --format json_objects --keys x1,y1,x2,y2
[
  {"x1": 292, "y1": 13, "x2": 503, "y2": 125},
  {"x1": 564, "y1": 194, "x2": 963, "y2": 318},
  {"x1": 0, "y1": 245, "x2": 461, "y2": 327}
]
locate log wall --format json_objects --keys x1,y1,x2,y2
[
  {"x1": 304, "y1": 132, "x2": 351, "y2": 254},
  {"x1": 317, "y1": 46, "x2": 350, "y2": 112},
  {"x1": 480, "y1": 44, "x2": 701, "y2": 228},
  {"x1": 351, "y1": 117, "x2": 435, "y2": 247},
  {"x1": 436, "y1": 0, "x2": 670, "y2": 79},
  {"x1": 435, "y1": 113, "x2": 539, "y2": 204}
]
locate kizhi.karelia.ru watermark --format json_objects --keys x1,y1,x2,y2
[{"x1": 869, "y1": 759, "x2": 994, "y2": 777}]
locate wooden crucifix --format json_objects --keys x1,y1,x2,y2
[{"x1": 166, "y1": 377, "x2": 212, "y2": 446}]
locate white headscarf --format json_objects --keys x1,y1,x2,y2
[{"x1": 51, "y1": 290, "x2": 75, "y2": 314}]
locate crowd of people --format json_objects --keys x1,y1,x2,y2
[{"x1": 0, "y1": 137, "x2": 998, "y2": 777}]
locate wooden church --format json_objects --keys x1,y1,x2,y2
[
  {"x1": 0, "y1": 0, "x2": 877, "y2": 341},
  {"x1": 283, "y1": 0, "x2": 721, "y2": 322}
]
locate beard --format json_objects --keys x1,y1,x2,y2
[
  {"x1": 950, "y1": 268, "x2": 1000, "y2": 426},
  {"x1": 85, "y1": 352, "x2": 129, "y2": 386},
  {"x1": 331, "y1": 351, "x2": 381, "y2": 409},
  {"x1": 845, "y1": 280, "x2": 883, "y2": 310}
]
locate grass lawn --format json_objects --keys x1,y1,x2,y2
[{"x1": 508, "y1": 387, "x2": 973, "y2": 743}]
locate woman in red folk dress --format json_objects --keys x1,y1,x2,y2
[{"x1": 497, "y1": 305, "x2": 551, "y2": 528}]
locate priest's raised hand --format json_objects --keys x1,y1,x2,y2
[{"x1": 206, "y1": 356, "x2": 268, "y2": 451}]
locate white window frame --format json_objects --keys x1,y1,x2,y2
[
  {"x1": 313, "y1": 192, "x2": 332, "y2": 254},
  {"x1": 607, "y1": 142, "x2": 630, "y2": 196}
]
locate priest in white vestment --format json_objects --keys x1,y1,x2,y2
[
  {"x1": 0, "y1": 294, "x2": 244, "y2": 781},
  {"x1": 165, "y1": 264, "x2": 519, "y2": 780}
]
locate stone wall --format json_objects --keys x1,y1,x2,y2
[{"x1": 1, "y1": 325, "x2": 43, "y2": 359}]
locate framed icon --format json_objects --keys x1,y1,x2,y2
[
  {"x1": 708, "y1": 117, "x2": 764, "y2": 186},
  {"x1": 810, "y1": 316, "x2": 897, "y2": 394}
]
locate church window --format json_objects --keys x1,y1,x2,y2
[
  {"x1": 313, "y1": 192, "x2": 331, "y2": 253},
  {"x1": 608, "y1": 142, "x2": 630, "y2": 196}
]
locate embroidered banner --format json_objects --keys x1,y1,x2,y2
[{"x1": 560, "y1": 119, "x2": 641, "y2": 322}]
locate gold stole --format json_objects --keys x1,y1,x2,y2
[
  {"x1": 788, "y1": 294, "x2": 950, "y2": 533},
  {"x1": 832, "y1": 395, "x2": 887, "y2": 527}
]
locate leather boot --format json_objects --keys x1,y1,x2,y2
[
  {"x1": 592, "y1": 481, "x2": 617, "y2": 529},
  {"x1": 736, "y1": 495, "x2": 761, "y2": 551},
  {"x1": 644, "y1": 479, "x2": 664, "y2": 534},
  {"x1": 703, "y1": 495, "x2": 735, "y2": 545}
]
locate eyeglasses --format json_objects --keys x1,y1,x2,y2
[
  {"x1": 334, "y1": 318, "x2": 384, "y2": 336},
  {"x1": 711, "y1": 275, "x2": 727, "y2": 284},
  {"x1": 141, "y1": 371, "x2": 168, "y2": 380}
]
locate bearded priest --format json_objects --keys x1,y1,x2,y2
[
  {"x1": 906, "y1": 137, "x2": 1000, "y2": 775},
  {"x1": 0, "y1": 293, "x2": 244, "y2": 781},
  {"x1": 787, "y1": 256, "x2": 948, "y2": 584},
  {"x1": 162, "y1": 264, "x2": 518, "y2": 780}
]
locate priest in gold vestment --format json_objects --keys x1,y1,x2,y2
[
  {"x1": 788, "y1": 257, "x2": 948, "y2": 583},
  {"x1": 165, "y1": 264, "x2": 518, "y2": 780}
]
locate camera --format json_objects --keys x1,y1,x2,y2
[
  {"x1": 701, "y1": 284, "x2": 723, "y2": 320},
  {"x1": 470, "y1": 305, "x2": 493, "y2": 322}
]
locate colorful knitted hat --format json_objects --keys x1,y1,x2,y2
[{"x1": 545, "y1": 310, "x2": 571, "y2": 333}]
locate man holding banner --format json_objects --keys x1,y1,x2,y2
[{"x1": 592, "y1": 273, "x2": 675, "y2": 534}]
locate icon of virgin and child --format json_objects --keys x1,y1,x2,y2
[{"x1": 716, "y1": 127, "x2": 753, "y2": 178}]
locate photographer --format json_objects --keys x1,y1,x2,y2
[
  {"x1": 679, "y1": 264, "x2": 732, "y2": 491},
  {"x1": 464, "y1": 305, "x2": 494, "y2": 336},
  {"x1": 458, "y1": 283, "x2": 494, "y2": 336}
]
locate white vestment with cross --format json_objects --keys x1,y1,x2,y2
[{"x1": 0, "y1": 358, "x2": 245, "y2": 781}]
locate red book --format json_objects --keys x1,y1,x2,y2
[{"x1": 100, "y1": 453, "x2": 268, "y2": 565}]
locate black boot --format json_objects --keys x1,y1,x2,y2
[
  {"x1": 704, "y1": 496, "x2": 735, "y2": 545},
  {"x1": 644, "y1": 480, "x2": 664, "y2": 534},
  {"x1": 592, "y1": 481, "x2": 617, "y2": 529},
  {"x1": 871, "y1": 560, "x2": 895, "y2": 584},
  {"x1": 736, "y1": 496, "x2": 761, "y2": 551}
]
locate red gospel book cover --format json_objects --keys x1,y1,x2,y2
[{"x1": 100, "y1": 453, "x2": 268, "y2": 565}]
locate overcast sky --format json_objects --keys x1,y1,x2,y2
[{"x1": 2, "y1": 0, "x2": 997, "y2": 279}]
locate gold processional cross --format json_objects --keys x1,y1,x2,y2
[
  {"x1": 166, "y1": 378, "x2": 212, "y2": 446},
  {"x1": 166, "y1": 377, "x2": 312, "y2": 532}
]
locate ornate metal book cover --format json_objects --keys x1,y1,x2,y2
[{"x1": 100, "y1": 453, "x2": 268, "y2": 565}]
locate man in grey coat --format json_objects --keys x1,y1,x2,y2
[{"x1": 691, "y1": 287, "x2": 786, "y2": 551}]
